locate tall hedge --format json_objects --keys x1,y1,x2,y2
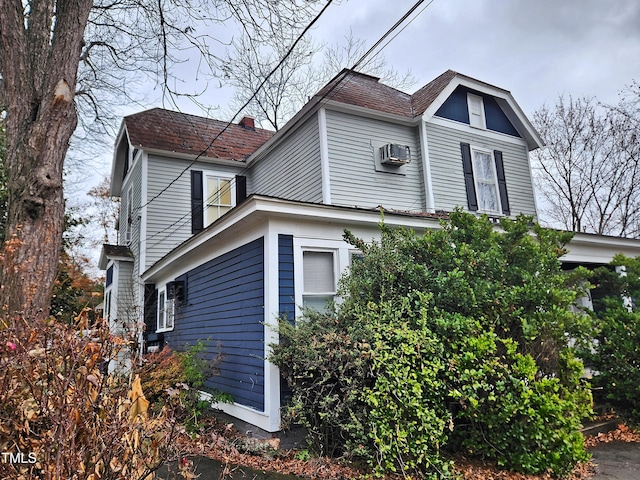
[
  {"x1": 271, "y1": 211, "x2": 592, "y2": 478},
  {"x1": 579, "y1": 255, "x2": 640, "y2": 424}
]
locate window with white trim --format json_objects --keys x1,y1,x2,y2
[
  {"x1": 157, "y1": 289, "x2": 174, "y2": 332},
  {"x1": 471, "y1": 147, "x2": 501, "y2": 213},
  {"x1": 204, "y1": 174, "x2": 235, "y2": 227},
  {"x1": 467, "y1": 93, "x2": 486, "y2": 129},
  {"x1": 302, "y1": 250, "x2": 336, "y2": 312}
]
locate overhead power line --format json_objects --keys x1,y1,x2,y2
[
  {"x1": 128, "y1": 0, "x2": 437, "y2": 248},
  {"x1": 135, "y1": 0, "x2": 336, "y2": 216}
]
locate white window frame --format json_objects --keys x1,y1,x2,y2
[
  {"x1": 125, "y1": 186, "x2": 133, "y2": 244},
  {"x1": 294, "y1": 238, "x2": 353, "y2": 317},
  {"x1": 471, "y1": 146, "x2": 502, "y2": 215},
  {"x1": 467, "y1": 93, "x2": 486, "y2": 129},
  {"x1": 203, "y1": 171, "x2": 236, "y2": 228},
  {"x1": 157, "y1": 289, "x2": 175, "y2": 332},
  {"x1": 301, "y1": 248, "x2": 337, "y2": 313}
]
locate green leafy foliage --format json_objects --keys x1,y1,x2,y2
[
  {"x1": 272, "y1": 211, "x2": 592, "y2": 478},
  {"x1": 579, "y1": 256, "x2": 640, "y2": 424},
  {"x1": 273, "y1": 310, "x2": 372, "y2": 458}
]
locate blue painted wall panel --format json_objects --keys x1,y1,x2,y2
[
  {"x1": 278, "y1": 235, "x2": 295, "y2": 320},
  {"x1": 435, "y1": 86, "x2": 520, "y2": 137},
  {"x1": 278, "y1": 235, "x2": 295, "y2": 404},
  {"x1": 164, "y1": 237, "x2": 265, "y2": 411}
]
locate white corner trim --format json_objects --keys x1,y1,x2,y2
[
  {"x1": 318, "y1": 108, "x2": 332, "y2": 205},
  {"x1": 139, "y1": 152, "x2": 148, "y2": 277},
  {"x1": 262, "y1": 226, "x2": 283, "y2": 431},
  {"x1": 419, "y1": 120, "x2": 436, "y2": 213}
]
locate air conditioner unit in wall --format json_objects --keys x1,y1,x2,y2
[{"x1": 380, "y1": 143, "x2": 411, "y2": 166}]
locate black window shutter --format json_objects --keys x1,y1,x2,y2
[
  {"x1": 191, "y1": 170, "x2": 204, "y2": 234},
  {"x1": 143, "y1": 284, "x2": 158, "y2": 334},
  {"x1": 460, "y1": 143, "x2": 478, "y2": 211},
  {"x1": 493, "y1": 150, "x2": 510, "y2": 216},
  {"x1": 235, "y1": 175, "x2": 247, "y2": 205}
]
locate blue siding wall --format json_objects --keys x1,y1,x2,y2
[
  {"x1": 278, "y1": 234, "x2": 295, "y2": 404},
  {"x1": 278, "y1": 235, "x2": 295, "y2": 321},
  {"x1": 435, "y1": 86, "x2": 520, "y2": 137},
  {"x1": 165, "y1": 238, "x2": 265, "y2": 411}
]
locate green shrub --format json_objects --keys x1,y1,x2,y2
[
  {"x1": 580, "y1": 257, "x2": 640, "y2": 424},
  {"x1": 356, "y1": 296, "x2": 454, "y2": 478},
  {"x1": 449, "y1": 335, "x2": 590, "y2": 477},
  {"x1": 271, "y1": 309, "x2": 372, "y2": 458},
  {"x1": 272, "y1": 211, "x2": 592, "y2": 478}
]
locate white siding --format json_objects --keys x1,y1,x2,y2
[
  {"x1": 326, "y1": 110, "x2": 425, "y2": 212},
  {"x1": 114, "y1": 260, "x2": 136, "y2": 328},
  {"x1": 248, "y1": 116, "x2": 323, "y2": 203},
  {"x1": 120, "y1": 157, "x2": 143, "y2": 273},
  {"x1": 144, "y1": 156, "x2": 242, "y2": 270},
  {"x1": 426, "y1": 122, "x2": 536, "y2": 217}
]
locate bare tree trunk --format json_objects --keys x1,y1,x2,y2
[{"x1": 0, "y1": 0, "x2": 93, "y2": 320}]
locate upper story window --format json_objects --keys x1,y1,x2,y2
[
  {"x1": 461, "y1": 143, "x2": 510, "y2": 217},
  {"x1": 105, "y1": 265, "x2": 114, "y2": 287},
  {"x1": 472, "y1": 148, "x2": 500, "y2": 213},
  {"x1": 467, "y1": 93, "x2": 486, "y2": 129},
  {"x1": 205, "y1": 175, "x2": 235, "y2": 227}
]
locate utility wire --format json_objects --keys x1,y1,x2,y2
[
  {"x1": 133, "y1": 0, "x2": 437, "y2": 250},
  {"x1": 134, "y1": 0, "x2": 336, "y2": 216}
]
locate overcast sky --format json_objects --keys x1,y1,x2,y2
[
  {"x1": 75, "y1": 0, "x2": 640, "y2": 271},
  {"x1": 313, "y1": 0, "x2": 640, "y2": 116},
  {"x1": 83, "y1": 0, "x2": 640, "y2": 195}
]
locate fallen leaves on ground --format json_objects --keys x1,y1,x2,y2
[
  {"x1": 584, "y1": 423, "x2": 640, "y2": 448},
  {"x1": 173, "y1": 415, "x2": 603, "y2": 480},
  {"x1": 452, "y1": 455, "x2": 594, "y2": 480}
]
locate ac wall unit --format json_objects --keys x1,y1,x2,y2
[{"x1": 380, "y1": 143, "x2": 411, "y2": 166}]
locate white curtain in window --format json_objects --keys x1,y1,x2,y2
[{"x1": 473, "y1": 151, "x2": 499, "y2": 212}]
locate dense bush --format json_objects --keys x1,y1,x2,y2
[
  {"x1": 0, "y1": 313, "x2": 191, "y2": 479},
  {"x1": 272, "y1": 211, "x2": 592, "y2": 478},
  {"x1": 580, "y1": 256, "x2": 640, "y2": 424}
]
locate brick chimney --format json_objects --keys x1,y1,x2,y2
[{"x1": 239, "y1": 116, "x2": 255, "y2": 130}]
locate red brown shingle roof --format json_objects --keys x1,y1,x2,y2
[
  {"x1": 410, "y1": 69, "x2": 458, "y2": 115},
  {"x1": 317, "y1": 70, "x2": 414, "y2": 117},
  {"x1": 124, "y1": 108, "x2": 274, "y2": 162},
  {"x1": 316, "y1": 69, "x2": 511, "y2": 119}
]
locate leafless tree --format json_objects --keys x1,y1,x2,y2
[
  {"x1": 0, "y1": 0, "x2": 323, "y2": 320},
  {"x1": 224, "y1": 30, "x2": 416, "y2": 131},
  {"x1": 531, "y1": 92, "x2": 640, "y2": 238}
]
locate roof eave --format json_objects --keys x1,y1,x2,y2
[{"x1": 110, "y1": 122, "x2": 129, "y2": 197}]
